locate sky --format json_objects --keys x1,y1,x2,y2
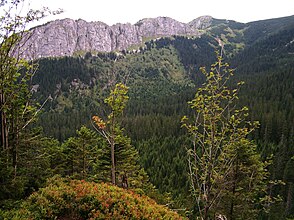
[{"x1": 25, "y1": 0, "x2": 294, "y2": 26}]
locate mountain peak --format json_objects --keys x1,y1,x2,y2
[{"x1": 188, "y1": 16, "x2": 213, "y2": 29}]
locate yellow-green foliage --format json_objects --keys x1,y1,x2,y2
[{"x1": 5, "y1": 178, "x2": 184, "y2": 219}]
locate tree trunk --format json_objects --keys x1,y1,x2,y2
[
  {"x1": 110, "y1": 114, "x2": 116, "y2": 185},
  {"x1": 229, "y1": 160, "x2": 238, "y2": 220},
  {"x1": 0, "y1": 93, "x2": 9, "y2": 152},
  {"x1": 204, "y1": 205, "x2": 209, "y2": 220},
  {"x1": 0, "y1": 93, "x2": 10, "y2": 173},
  {"x1": 229, "y1": 180, "x2": 236, "y2": 220},
  {"x1": 12, "y1": 108, "x2": 19, "y2": 179},
  {"x1": 111, "y1": 139, "x2": 116, "y2": 185},
  {"x1": 286, "y1": 182, "x2": 293, "y2": 216},
  {"x1": 82, "y1": 142, "x2": 85, "y2": 179}
]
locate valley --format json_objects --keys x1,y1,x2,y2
[{"x1": 1, "y1": 9, "x2": 294, "y2": 219}]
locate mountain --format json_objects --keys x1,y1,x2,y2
[
  {"x1": 25, "y1": 14, "x2": 294, "y2": 217},
  {"x1": 31, "y1": 15, "x2": 294, "y2": 140},
  {"x1": 19, "y1": 14, "x2": 294, "y2": 60},
  {"x1": 18, "y1": 16, "x2": 216, "y2": 59}
]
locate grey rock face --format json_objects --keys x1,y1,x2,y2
[
  {"x1": 188, "y1": 15, "x2": 213, "y2": 30},
  {"x1": 136, "y1": 17, "x2": 195, "y2": 36},
  {"x1": 20, "y1": 16, "x2": 212, "y2": 59}
]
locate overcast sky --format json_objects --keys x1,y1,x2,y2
[{"x1": 28, "y1": 0, "x2": 294, "y2": 26}]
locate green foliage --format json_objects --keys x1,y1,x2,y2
[
  {"x1": 60, "y1": 126, "x2": 103, "y2": 180},
  {"x1": 92, "y1": 84, "x2": 150, "y2": 190},
  {"x1": 1, "y1": 15, "x2": 294, "y2": 219},
  {"x1": 29, "y1": 30, "x2": 294, "y2": 217},
  {"x1": 0, "y1": 0, "x2": 62, "y2": 202},
  {"x1": 104, "y1": 83, "x2": 129, "y2": 117},
  {"x1": 136, "y1": 136, "x2": 190, "y2": 208},
  {"x1": 182, "y1": 54, "x2": 269, "y2": 219},
  {"x1": 1, "y1": 177, "x2": 185, "y2": 219}
]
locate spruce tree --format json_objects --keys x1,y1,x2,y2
[{"x1": 61, "y1": 126, "x2": 102, "y2": 180}]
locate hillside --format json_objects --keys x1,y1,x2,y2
[
  {"x1": 1, "y1": 14, "x2": 294, "y2": 219},
  {"x1": 26, "y1": 15, "x2": 294, "y2": 217}
]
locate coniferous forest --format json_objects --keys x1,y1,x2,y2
[{"x1": 1, "y1": 1, "x2": 294, "y2": 219}]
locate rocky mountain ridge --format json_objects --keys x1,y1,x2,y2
[{"x1": 19, "y1": 16, "x2": 214, "y2": 59}]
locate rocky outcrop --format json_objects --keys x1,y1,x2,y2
[
  {"x1": 20, "y1": 16, "x2": 214, "y2": 59},
  {"x1": 188, "y1": 15, "x2": 213, "y2": 30},
  {"x1": 136, "y1": 17, "x2": 194, "y2": 36}
]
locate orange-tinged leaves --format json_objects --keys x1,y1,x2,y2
[
  {"x1": 92, "y1": 115, "x2": 106, "y2": 130},
  {"x1": 16, "y1": 178, "x2": 185, "y2": 219}
]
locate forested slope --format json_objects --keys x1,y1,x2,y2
[{"x1": 6, "y1": 15, "x2": 294, "y2": 218}]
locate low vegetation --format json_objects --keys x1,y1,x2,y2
[{"x1": 1, "y1": 177, "x2": 184, "y2": 220}]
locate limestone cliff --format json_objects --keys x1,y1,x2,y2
[{"x1": 20, "y1": 16, "x2": 213, "y2": 59}]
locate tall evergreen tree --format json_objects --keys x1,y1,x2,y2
[{"x1": 61, "y1": 126, "x2": 102, "y2": 179}]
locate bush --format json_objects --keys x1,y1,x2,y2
[{"x1": 3, "y1": 177, "x2": 185, "y2": 219}]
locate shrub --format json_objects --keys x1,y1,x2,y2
[{"x1": 4, "y1": 177, "x2": 185, "y2": 219}]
